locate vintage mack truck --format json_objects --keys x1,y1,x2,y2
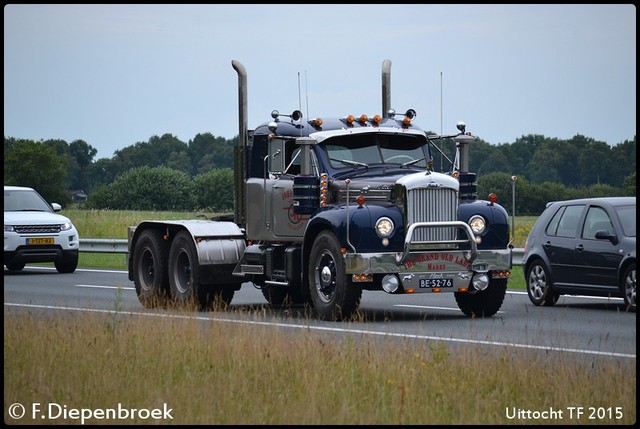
[{"x1": 127, "y1": 59, "x2": 513, "y2": 320}]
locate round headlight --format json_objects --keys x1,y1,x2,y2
[
  {"x1": 469, "y1": 215, "x2": 486, "y2": 234},
  {"x1": 375, "y1": 217, "x2": 394, "y2": 237}
]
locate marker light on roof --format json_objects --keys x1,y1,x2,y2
[{"x1": 402, "y1": 108, "x2": 417, "y2": 126}]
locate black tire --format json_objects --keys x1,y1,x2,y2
[
  {"x1": 5, "y1": 260, "x2": 25, "y2": 271},
  {"x1": 168, "y1": 231, "x2": 234, "y2": 311},
  {"x1": 261, "y1": 284, "x2": 307, "y2": 307},
  {"x1": 621, "y1": 263, "x2": 636, "y2": 312},
  {"x1": 525, "y1": 259, "x2": 559, "y2": 306},
  {"x1": 307, "y1": 231, "x2": 362, "y2": 321},
  {"x1": 133, "y1": 230, "x2": 170, "y2": 308},
  {"x1": 55, "y1": 252, "x2": 78, "y2": 274},
  {"x1": 455, "y1": 277, "x2": 507, "y2": 317}
]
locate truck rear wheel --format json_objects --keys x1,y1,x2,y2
[
  {"x1": 308, "y1": 231, "x2": 362, "y2": 321},
  {"x1": 133, "y1": 230, "x2": 169, "y2": 308},
  {"x1": 454, "y1": 278, "x2": 506, "y2": 317},
  {"x1": 168, "y1": 230, "x2": 234, "y2": 311}
]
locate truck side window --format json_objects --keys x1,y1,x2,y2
[{"x1": 285, "y1": 146, "x2": 301, "y2": 176}]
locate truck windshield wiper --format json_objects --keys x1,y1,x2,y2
[
  {"x1": 330, "y1": 158, "x2": 368, "y2": 168},
  {"x1": 401, "y1": 157, "x2": 425, "y2": 167}
]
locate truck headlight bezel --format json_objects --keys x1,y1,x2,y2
[
  {"x1": 375, "y1": 217, "x2": 395, "y2": 238},
  {"x1": 469, "y1": 215, "x2": 486, "y2": 235}
]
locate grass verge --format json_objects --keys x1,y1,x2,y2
[{"x1": 4, "y1": 310, "x2": 635, "y2": 425}]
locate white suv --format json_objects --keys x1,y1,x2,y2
[{"x1": 4, "y1": 186, "x2": 80, "y2": 273}]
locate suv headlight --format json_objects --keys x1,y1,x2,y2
[
  {"x1": 4, "y1": 225, "x2": 15, "y2": 232},
  {"x1": 60, "y1": 222, "x2": 74, "y2": 231},
  {"x1": 469, "y1": 215, "x2": 486, "y2": 235},
  {"x1": 375, "y1": 217, "x2": 394, "y2": 237}
]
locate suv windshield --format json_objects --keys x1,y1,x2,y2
[{"x1": 4, "y1": 189, "x2": 53, "y2": 212}]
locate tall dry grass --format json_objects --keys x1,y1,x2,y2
[{"x1": 4, "y1": 308, "x2": 636, "y2": 425}]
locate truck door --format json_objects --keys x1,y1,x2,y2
[{"x1": 270, "y1": 139, "x2": 311, "y2": 238}]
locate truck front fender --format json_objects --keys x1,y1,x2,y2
[{"x1": 302, "y1": 204, "x2": 405, "y2": 260}]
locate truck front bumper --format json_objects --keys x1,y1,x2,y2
[{"x1": 344, "y1": 248, "x2": 512, "y2": 292}]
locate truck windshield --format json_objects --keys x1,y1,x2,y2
[{"x1": 325, "y1": 133, "x2": 429, "y2": 170}]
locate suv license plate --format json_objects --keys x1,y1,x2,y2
[
  {"x1": 419, "y1": 278, "x2": 453, "y2": 288},
  {"x1": 26, "y1": 237, "x2": 54, "y2": 245}
]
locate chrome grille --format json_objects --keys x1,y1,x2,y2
[
  {"x1": 14, "y1": 224, "x2": 62, "y2": 234},
  {"x1": 406, "y1": 188, "x2": 458, "y2": 241}
]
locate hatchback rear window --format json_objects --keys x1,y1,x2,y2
[{"x1": 545, "y1": 204, "x2": 585, "y2": 238}]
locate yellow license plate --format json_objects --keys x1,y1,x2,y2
[{"x1": 26, "y1": 237, "x2": 54, "y2": 245}]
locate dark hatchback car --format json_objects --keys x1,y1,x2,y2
[{"x1": 522, "y1": 197, "x2": 636, "y2": 311}]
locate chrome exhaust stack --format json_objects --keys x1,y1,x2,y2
[
  {"x1": 232, "y1": 60, "x2": 248, "y2": 227},
  {"x1": 382, "y1": 59, "x2": 392, "y2": 118}
]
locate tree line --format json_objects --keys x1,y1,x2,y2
[{"x1": 3, "y1": 131, "x2": 636, "y2": 216}]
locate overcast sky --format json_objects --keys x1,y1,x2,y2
[{"x1": 4, "y1": 4, "x2": 636, "y2": 159}]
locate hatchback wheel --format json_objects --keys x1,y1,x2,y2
[
  {"x1": 526, "y1": 260, "x2": 559, "y2": 306},
  {"x1": 621, "y1": 263, "x2": 636, "y2": 312}
]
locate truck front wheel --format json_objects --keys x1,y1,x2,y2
[
  {"x1": 454, "y1": 278, "x2": 507, "y2": 317},
  {"x1": 308, "y1": 231, "x2": 362, "y2": 321},
  {"x1": 168, "y1": 230, "x2": 234, "y2": 311},
  {"x1": 133, "y1": 230, "x2": 169, "y2": 308}
]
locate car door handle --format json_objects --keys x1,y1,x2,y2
[
  {"x1": 575, "y1": 244, "x2": 584, "y2": 251},
  {"x1": 542, "y1": 241, "x2": 551, "y2": 249}
]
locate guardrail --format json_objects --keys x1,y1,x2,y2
[
  {"x1": 80, "y1": 238, "x2": 128, "y2": 254},
  {"x1": 79, "y1": 239, "x2": 525, "y2": 265}
]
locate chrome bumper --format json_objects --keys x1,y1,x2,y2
[{"x1": 344, "y1": 248, "x2": 512, "y2": 291}]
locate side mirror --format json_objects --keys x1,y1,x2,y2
[
  {"x1": 595, "y1": 230, "x2": 618, "y2": 245},
  {"x1": 269, "y1": 138, "x2": 286, "y2": 174}
]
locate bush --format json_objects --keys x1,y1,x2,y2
[
  {"x1": 87, "y1": 166, "x2": 195, "y2": 210},
  {"x1": 193, "y1": 168, "x2": 234, "y2": 212}
]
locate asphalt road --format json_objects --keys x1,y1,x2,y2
[{"x1": 4, "y1": 265, "x2": 636, "y2": 361}]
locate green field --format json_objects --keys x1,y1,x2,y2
[
  {"x1": 68, "y1": 209, "x2": 533, "y2": 290},
  {"x1": 65, "y1": 208, "x2": 537, "y2": 244}
]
